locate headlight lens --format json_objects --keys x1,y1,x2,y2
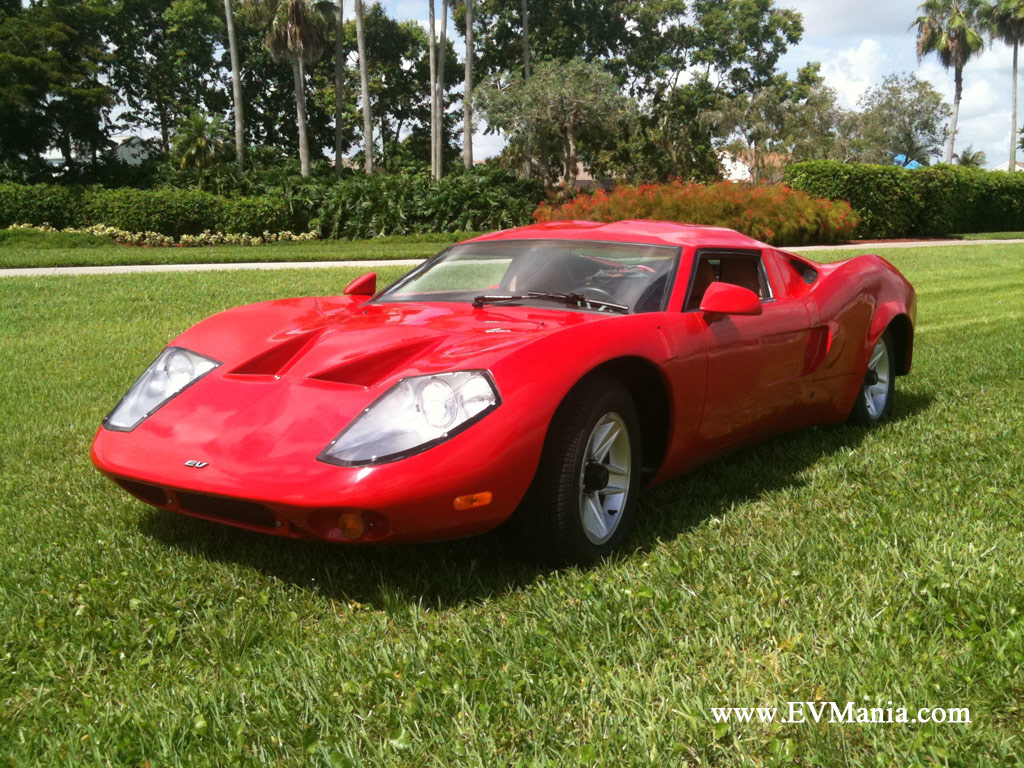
[
  {"x1": 319, "y1": 371, "x2": 500, "y2": 466},
  {"x1": 104, "y1": 346, "x2": 220, "y2": 431}
]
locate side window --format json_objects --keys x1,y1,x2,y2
[{"x1": 684, "y1": 250, "x2": 772, "y2": 311}]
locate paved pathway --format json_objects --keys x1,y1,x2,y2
[{"x1": 1, "y1": 239, "x2": 1021, "y2": 278}]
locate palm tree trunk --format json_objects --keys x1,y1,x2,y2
[
  {"x1": 520, "y1": 0, "x2": 532, "y2": 178},
  {"x1": 223, "y1": 0, "x2": 245, "y2": 171},
  {"x1": 947, "y1": 64, "x2": 962, "y2": 165},
  {"x1": 293, "y1": 57, "x2": 311, "y2": 177},
  {"x1": 1011, "y1": 41, "x2": 1018, "y2": 173},
  {"x1": 436, "y1": 0, "x2": 448, "y2": 179},
  {"x1": 334, "y1": 0, "x2": 345, "y2": 174},
  {"x1": 428, "y1": 0, "x2": 438, "y2": 179},
  {"x1": 521, "y1": 0, "x2": 530, "y2": 78},
  {"x1": 354, "y1": 0, "x2": 373, "y2": 173},
  {"x1": 462, "y1": 0, "x2": 474, "y2": 169}
]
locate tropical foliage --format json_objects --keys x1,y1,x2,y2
[
  {"x1": 533, "y1": 182, "x2": 859, "y2": 246},
  {"x1": 914, "y1": 0, "x2": 987, "y2": 164}
]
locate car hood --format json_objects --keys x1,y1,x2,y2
[{"x1": 175, "y1": 297, "x2": 612, "y2": 386}]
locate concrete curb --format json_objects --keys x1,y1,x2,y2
[{"x1": 1, "y1": 239, "x2": 1021, "y2": 278}]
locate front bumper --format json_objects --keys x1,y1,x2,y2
[{"x1": 91, "y1": 377, "x2": 546, "y2": 543}]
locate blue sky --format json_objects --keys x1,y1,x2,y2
[{"x1": 376, "y1": 0, "x2": 1020, "y2": 169}]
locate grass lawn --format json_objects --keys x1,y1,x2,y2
[
  {"x1": 2, "y1": 228, "x2": 1023, "y2": 271},
  {"x1": 957, "y1": 231, "x2": 1024, "y2": 240},
  {"x1": 1, "y1": 246, "x2": 1022, "y2": 766},
  {"x1": 0, "y1": 229, "x2": 468, "y2": 269}
]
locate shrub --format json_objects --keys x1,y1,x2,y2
[
  {"x1": 315, "y1": 169, "x2": 543, "y2": 239},
  {"x1": 84, "y1": 187, "x2": 220, "y2": 236},
  {"x1": 5, "y1": 222, "x2": 319, "y2": 247},
  {"x1": 533, "y1": 181, "x2": 859, "y2": 246},
  {"x1": 782, "y1": 162, "x2": 920, "y2": 239},
  {"x1": 0, "y1": 184, "x2": 303, "y2": 238},
  {"x1": 217, "y1": 195, "x2": 307, "y2": 234},
  {"x1": 784, "y1": 161, "x2": 1024, "y2": 237},
  {"x1": 0, "y1": 169, "x2": 542, "y2": 240},
  {"x1": 0, "y1": 183, "x2": 87, "y2": 229}
]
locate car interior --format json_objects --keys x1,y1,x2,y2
[{"x1": 684, "y1": 251, "x2": 771, "y2": 311}]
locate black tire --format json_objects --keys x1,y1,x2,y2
[
  {"x1": 509, "y1": 375, "x2": 643, "y2": 565},
  {"x1": 849, "y1": 329, "x2": 896, "y2": 426}
]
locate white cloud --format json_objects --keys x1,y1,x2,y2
[
  {"x1": 820, "y1": 39, "x2": 886, "y2": 108},
  {"x1": 781, "y1": 0, "x2": 921, "y2": 42}
]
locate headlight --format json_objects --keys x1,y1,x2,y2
[
  {"x1": 104, "y1": 346, "x2": 220, "y2": 431},
  {"x1": 319, "y1": 371, "x2": 500, "y2": 466}
]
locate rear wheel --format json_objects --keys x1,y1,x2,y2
[
  {"x1": 850, "y1": 330, "x2": 895, "y2": 426},
  {"x1": 511, "y1": 376, "x2": 642, "y2": 565}
]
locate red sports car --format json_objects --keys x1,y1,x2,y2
[{"x1": 92, "y1": 220, "x2": 916, "y2": 563}]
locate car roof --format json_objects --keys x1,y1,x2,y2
[{"x1": 463, "y1": 219, "x2": 770, "y2": 250}]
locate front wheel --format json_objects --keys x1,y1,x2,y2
[
  {"x1": 849, "y1": 330, "x2": 895, "y2": 426},
  {"x1": 511, "y1": 376, "x2": 642, "y2": 565}
]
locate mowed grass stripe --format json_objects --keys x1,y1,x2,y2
[
  {"x1": 1, "y1": 248, "x2": 1023, "y2": 766},
  {"x1": 0, "y1": 230, "x2": 465, "y2": 269}
]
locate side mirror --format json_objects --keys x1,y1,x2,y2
[
  {"x1": 699, "y1": 281, "x2": 762, "y2": 316},
  {"x1": 344, "y1": 272, "x2": 377, "y2": 296}
]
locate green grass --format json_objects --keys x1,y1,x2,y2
[
  {"x1": 1, "y1": 246, "x2": 1023, "y2": 766},
  {"x1": 955, "y1": 231, "x2": 1024, "y2": 240},
  {"x1": 0, "y1": 230, "x2": 471, "y2": 269}
]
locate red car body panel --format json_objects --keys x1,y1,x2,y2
[{"x1": 91, "y1": 220, "x2": 916, "y2": 543}]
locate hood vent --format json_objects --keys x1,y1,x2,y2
[
  {"x1": 231, "y1": 330, "x2": 322, "y2": 376},
  {"x1": 309, "y1": 339, "x2": 436, "y2": 388}
]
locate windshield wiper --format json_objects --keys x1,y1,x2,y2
[{"x1": 472, "y1": 291, "x2": 629, "y2": 314}]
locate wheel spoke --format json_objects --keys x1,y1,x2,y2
[
  {"x1": 603, "y1": 465, "x2": 629, "y2": 495},
  {"x1": 589, "y1": 420, "x2": 622, "y2": 462},
  {"x1": 582, "y1": 494, "x2": 608, "y2": 541},
  {"x1": 869, "y1": 346, "x2": 885, "y2": 368}
]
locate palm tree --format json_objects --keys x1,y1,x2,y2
[
  {"x1": 521, "y1": 0, "x2": 531, "y2": 78},
  {"x1": 436, "y1": 0, "x2": 449, "y2": 178},
  {"x1": 223, "y1": 0, "x2": 246, "y2": 171},
  {"x1": 463, "y1": 0, "x2": 474, "y2": 169},
  {"x1": 334, "y1": 0, "x2": 345, "y2": 174},
  {"x1": 981, "y1": 0, "x2": 1024, "y2": 171},
  {"x1": 954, "y1": 143, "x2": 987, "y2": 165},
  {"x1": 354, "y1": 0, "x2": 373, "y2": 172},
  {"x1": 428, "y1": 0, "x2": 437, "y2": 177},
  {"x1": 172, "y1": 112, "x2": 232, "y2": 170},
  {"x1": 915, "y1": 0, "x2": 987, "y2": 164},
  {"x1": 427, "y1": 0, "x2": 450, "y2": 179},
  {"x1": 251, "y1": 0, "x2": 332, "y2": 177}
]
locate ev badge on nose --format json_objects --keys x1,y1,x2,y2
[{"x1": 184, "y1": 459, "x2": 209, "y2": 468}]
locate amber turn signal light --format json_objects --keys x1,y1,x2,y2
[
  {"x1": 337, "y1": 511, "x2": 366, "y2": 540},
  {"x1": 453, "y1": 492, "x2": 492, "y2": 511}
]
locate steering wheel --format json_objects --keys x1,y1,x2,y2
[{"x1": 580, "y1": 287, "x2": 615, "y2": 301}]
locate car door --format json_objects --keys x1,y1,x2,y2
[{"x1": 684, "y1": 248, "x2": 813, "y2": 451}]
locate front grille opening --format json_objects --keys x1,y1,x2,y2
[
  {"x1": 115, "y1": 478, "x2": 170, "y2": 507},
  {"x1": 175, "y1": 492, "x2": 277, "y2": 530}
]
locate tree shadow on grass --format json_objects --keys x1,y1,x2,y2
[{"x1": 139, "y1": 390, "x2": 934, "y2": 610}]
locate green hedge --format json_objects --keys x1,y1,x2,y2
[
  {"x1": 314, "y1": 169, "x2": 543, "y2": 239},
  {"x1": 784, "y1": 161, "x2": 1024, "y2": 238},
  {"x1": 0, "y1": 184, "x2": 302, "y2": 237},
  {"x1": 0, "y1": 184, "x2": 87, "y2": 230},
  {"x1": 0, "y1": 169, "x2": 543, "y2": 240}
]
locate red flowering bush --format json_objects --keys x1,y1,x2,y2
[{"x1": 533, "y1": 181, "x2": 859, "y2": 246}]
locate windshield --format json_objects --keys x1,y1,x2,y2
[{"x1": 373, "y1": 239, "x2": 679, "y2": 314}]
